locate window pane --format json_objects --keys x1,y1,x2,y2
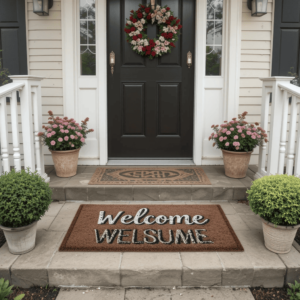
[
  {"x1": 206, "y1": 46, "x2": 222, "y2": 76},
  {"x1": 206, "y1": 0, "x2": 223, "y2": 76},
  {"x1": 81, "y1": 46, "x2": 96, "y2": 75},
  {"x1": 80, "y1": 0, "x2": 96, "y2": 75}
]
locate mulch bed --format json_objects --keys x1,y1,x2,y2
[
  {"x1": 8, "y1": 287, "x2": 60, "y2": 300},
  {"x1": 250, "y1": 287, "x2": 289, "y2": 300},
  {"x1": 0, "y1": 229, "x2": 6, "y2": 248}
]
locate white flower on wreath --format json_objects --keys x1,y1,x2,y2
[
  {"x1": 134, "y1": 22, "x2": 139, "y2": 28},
  {"x1": 174, "y1": 26, "x2": 178, "y2": 30},
  {"x1": 164, "y1": 40, "x2": 170, "y2": 45},
  {"x1": 155, "y1": 40, "x2": 161, "y2": 45},
  {"x1": 166, "y1": 12, "x2": 171, "y2": 17},
  {"x1": 141, "y1": 18, "x2": 146, "y2": 24},
  {"x1": 172, "y1": 38, "x2": 175, "y2": 41},
  {"x1": 127, "y1": 21, "x2": 132, "y2": 25},
  {"x1": 131, "y1": 40, "x2": 137, "y2": 45},
  {"x1": 161, "y1": 8, "x2": 166, "y2": 13},
  {"x1": 129, "y1": 32, "x2": 134, "y2": 37},
  {"x1": 162, "y1": 18, "x2": 167, "y2": 23},
  {"x1": 138, "y1": 25, "x2": 143, "y2": 31},
  {"x1": 159, "y1": 36, "x2": 165, "y2": 42},
  {"x1": 133, "y1": 46, "x2": 138, "y2": 50},
  {"x1": 161, "y1": 46, "x2": 167, "y2": 53},
  {"x1": 156, "y1": 5, "x2": 161, "y2": 9},
  {"x1": 135, "y1": 30, "x2": 140, "y2": 35},
  {"x1": 138, "y1": 46, "x2": 143, "y2": 52},
  {"x1": 144, "y1": 40, "x2": 149, "y2": 46},
  {"x1": 163, "y1": 27, "x2": 168, "y2": 33}
]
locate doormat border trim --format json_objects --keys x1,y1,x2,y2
[{"x1": 59, "y1": 204, "x2": 244, "y2": 252}]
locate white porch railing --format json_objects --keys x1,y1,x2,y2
[
  {"x1": 255, "y1": 76, "x2": 300, "y2": 179},
  {"x1": 0, "y1": 76, "x2": 49, "y2": 182}
]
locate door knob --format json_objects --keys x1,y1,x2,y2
[
  {"x1": 110, "y1": 51, "x2": 115, "y2": 75},
  {"x1": 187, "y1": 51, "x2": 192, "y2": 68}
]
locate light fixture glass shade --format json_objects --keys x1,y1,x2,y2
[
  {"x1": 251, "y1": 0, "x2": 268, "y2": 17},
  {"x1": 33, "y1": 0, "x2": 50, "y2": 16}
]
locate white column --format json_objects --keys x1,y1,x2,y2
[
  {"x1": 0, "y1": 96, "x2": 10, "y2": 173},
  {"x1": 286, "y1": 96, "x2": 298, "y2": 175},
  {"x1": 10, "y1": 90, "x2": 22, "y2": 171},
  {"x1": 294, "y1": 99, "x2": 300, "y2": 177},
  {"x1": 278, "y1": 90, "x2": 289, "y2": 174}
]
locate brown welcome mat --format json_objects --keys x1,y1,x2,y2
[
  {"x1": 88, "y1": 167, "x2": 211, "y2": 185},
  {"x1": 59, "y1": 205, "x2": 243, "y2": 252}
]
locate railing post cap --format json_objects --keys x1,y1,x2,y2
[
  {"x1": 9, "y1": 75, "x2": 45, "y2": 81},
  {"x1": 259, "y1": 76, "x2": 294, "y2": 82}
]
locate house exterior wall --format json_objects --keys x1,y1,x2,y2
[
  {"x1": 26, "y1": 0, "x2": 63, "y2": 163},
  {"x1": 25, "y1": 0, "x2": 274, "y2": 165},
  {"x1": 239, "y1": 0, "x2": 274, "y2": 164}
]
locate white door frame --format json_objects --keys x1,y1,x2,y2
[{"x1": 61, "y1": 0, "x2": 242, "y2": 166}]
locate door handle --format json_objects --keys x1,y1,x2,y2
[
  {"x1": 187, "y1": 51, "x2": 192, "y2": 68},
  {"x1": 110, "y1": 51, "x2": 115, "y2": 75}
]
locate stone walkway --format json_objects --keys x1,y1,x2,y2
[
  {"x1": 1, "y1": 199, "x2": 300, "y2": 289},
  {"x1": 56, "y1": 287, "x2": 255, "y2": 300},
  {"x1": 47, "y1": 165, "x2": 257, "y2": 201}
]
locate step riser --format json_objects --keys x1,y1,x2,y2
[{"x1": 51, "y1": 187, "x2": 248, "y2": 201}]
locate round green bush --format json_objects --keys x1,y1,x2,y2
[
  {"x1": 0, "y1": 169, "x2": 52, "y2": 228},
  {"x1": 247, "y1": 174, "x2": 300, "y2": 226}
]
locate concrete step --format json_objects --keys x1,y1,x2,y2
[
  {"x1": 48, "y1": 165, "x2": 254, "y2": 201},
  {"x1": 1, "y1": 201, "x2": 300, "y2": 289}
]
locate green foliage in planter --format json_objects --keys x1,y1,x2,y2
[
  {"x1": 247, "y1": 175, "x2": 300, "y2": 226},
  {"x1": 0, "y1": 278, "x2": 24, "y2": 300},
  {"x1": 288, "y1": 280, "x2": 300, "y2": 300},
  {"x1": 0, "y1": 169, "x2": 52, "y2": 228}
]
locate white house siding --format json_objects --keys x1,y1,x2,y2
[
  {"x1": 239, "y1": 0, "x2": 273, "y2": 164},
  {"x1": 26, "y1": 0, "x2": 63, "y2": 163}
]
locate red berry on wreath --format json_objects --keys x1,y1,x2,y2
[
  {"x1": 142, "y1": 47, "x2": 146, "y2": 52},
  {"x1": 137, "y1": 12, "x2": 143, "y2": 18},
  {"x1": 151, "y1": 51, "x2": 156, "y2": 57},
  {"x1": 133, "y1": 36, "x2": 138, "y2": 41},
  {"x1": 170, "y1": 42, "x2": 175, "y2": 47},
  {"x1": 132, "y1": 18, "x2": 137, "y2": 23},
  {"x1": 130, "y1": 27, "x2": 135, "y2": 32},
  {"x1": 176, "y1": 19, "x2": 180, "y2": 24},
  {"x1": 145, "y1": 7, "x2": 150, "y2": 13},
  {"x1": 138, "y1": 34, "x2": 142, "y2": 38},
  {"x1": 166, "y1": 7, "x2": 170, "y2": 11},
  {"x1": 147, "y1": 14, "x2": 151, "y2": 20},
  {"x1": 146, "y1": 51, "x2": 151, "y2": 55},
  {"x1": 178, "y1": 25, "x2": 182, "y2": 29},
  {"x1": 166, "y1": 21, "x2": 171, "y2": 25}
]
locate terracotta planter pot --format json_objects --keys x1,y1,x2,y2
[
  {"x1": 221, "y1": 149, "x2": 253, "y2": 179},
  {"x1": 261, "y1": 218, "x2": 300, "y2": 254},
  {"x1": 50, "y1": 148, "x2": 80, "y2": 178}
]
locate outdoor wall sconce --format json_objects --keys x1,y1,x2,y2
[
  {"x1": 33, "y1": 0, "x2": 54, "y2": 16},
  {"x1": 247, "y1": 0, "x2": 268, "y2": 17}
]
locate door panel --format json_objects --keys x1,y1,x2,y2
[
  {"x1": 272, "y1": 0, "x2": 300, "y2": 76},
  {"x1": 108, "y1": 0, "x2": 195, "y2": 158}
]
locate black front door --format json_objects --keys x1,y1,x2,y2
[
  {"x1": 108, "y1": 0, "x2": 195, "y2": 159},
  {"x1": 272, "y1": 0, "x2": 300, "y2": 76}
]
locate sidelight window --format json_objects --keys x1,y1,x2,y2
[
  {"x1": 206, "y1": 0, "x2": 223, "y2": 76},
  {"x1": 80, "y1": 0, "x2": 96, "y2": 75}
]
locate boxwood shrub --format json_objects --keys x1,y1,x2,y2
[
  {"x1": 247, "y1": 174, "x2": 300, "y2": 226},
  {"x1": 0, "y1": 169, "x2": 52, "y2": 228}
]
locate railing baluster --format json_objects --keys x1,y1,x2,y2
[
  {"x1": 278, "y1": 90, "x2": 289, "y2": 174},
  {"x1": 0, "y1": 96, "x2": 10, "y2": 173},
  {"x1": 10, "y1": 90, "x2": 21, "y2": 171},
  {"x1": 286, "y1": 95, "x2": 298, "y2": 175}
]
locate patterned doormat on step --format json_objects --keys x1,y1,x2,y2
[
  {"x1": 59, "y1": 204, "x2": 243, "y2": 252},
  {"x1": 88, "y1": 167, "x2": 211, "y2": 185}
]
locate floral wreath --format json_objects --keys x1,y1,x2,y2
[{"x1": 124, "y1": 4, "x2": 182, "y2": 59}]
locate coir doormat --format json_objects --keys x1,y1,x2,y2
[
  {"x1": 88, "y1": 167, "x2": 211, "y2": 185},
  {"x1": 59, "y1": 205, "x2": 243, "y2": 252}
]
